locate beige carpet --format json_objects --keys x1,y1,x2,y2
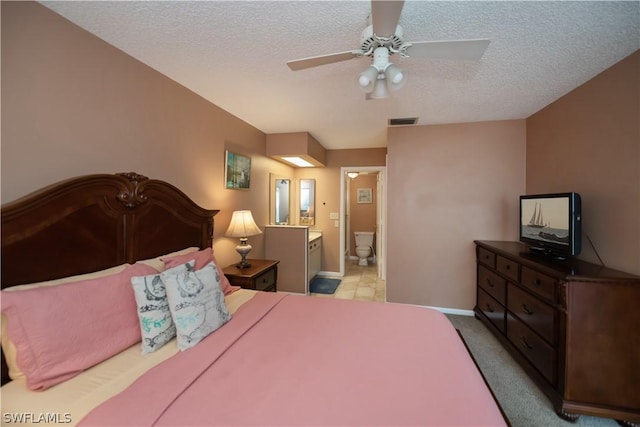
[{"x1": 446, "y1": 314, "x2": 621, "y2": 427}]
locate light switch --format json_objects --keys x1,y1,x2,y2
[
  {"x1": 334, "y1": 220, "x2": 340, "y2": 228},
  {"x1": 329, "y1": 212, "x2": 339, "y2": 220}
]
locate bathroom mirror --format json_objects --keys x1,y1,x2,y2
[
  {"x1": 299, "y1": 179, "x2": 315, "y2": 225},
  {"x1": 270, "y1": 174, "x2": 292, "y2": 225}
]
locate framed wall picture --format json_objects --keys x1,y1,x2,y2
[
  {"x1": 357, "y1": 188, "x2": 372, "y2": 204},
  {"x1": 225, "y1": 150, "x2": 251, "y2": 189}
]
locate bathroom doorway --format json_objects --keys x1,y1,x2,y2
[{"x1": 340, "y1": 166, "x2": 386, "y2": 281}]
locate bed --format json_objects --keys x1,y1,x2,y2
[{"x1": 1, "y1": 172, "x2": 508, "y2": 426}]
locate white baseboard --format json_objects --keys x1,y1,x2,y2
[{"x1": 315, "y1": 270, "x2": 342, "y2": 278}]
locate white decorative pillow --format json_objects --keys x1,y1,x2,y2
[
  {"x1": 162, "y1": 262, "x2": 231, "y2": 351},
  {"x1": 131, "y1": 261, "x2": 193, "y2": 354}
]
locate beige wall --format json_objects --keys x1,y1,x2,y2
[
  {"x1": 0, "y1": 1, "x2": 293, "y2": 269},
  {"x1": 526, "y1": 50, "x2": 640, "y2": 274},
  {"x1": 384, "y1": 49, "x2": 640, "y2": 309},
  {"x1": 386, "y1": 121, "x2": 527, "y2": 309}
]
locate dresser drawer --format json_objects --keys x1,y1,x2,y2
[
  {"x1": 477, "y1": 288, "x2": 505, "y2": 334},
  {"x1": 507, "y1": 313, "x2": 556, "y2": 386},
  {"x1": 497, "y1": 256, "x2": 519, "y2": 282},
  {"x1": 478, "y1": 265, "x2": 506, "y2": 305},
  {"x1": 522, "y1": 267, "x2": 556, "y2": 302},
  {"x1": 477, "y1": 247, "x2": 496, "y2": 268},
  {"x1": 508, "y1": 283, "x2": 556, "y2": 345},
  {"x1": 255, "y1": 268, "x2": 276, "y2": 292}
]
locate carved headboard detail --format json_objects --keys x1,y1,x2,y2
[{"x1": 1, "y1": 172, "x2": 219, "y2": 384}]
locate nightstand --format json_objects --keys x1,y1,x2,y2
[{"x1": 222, "y1": 259, "x2": 279, "y2": 292}]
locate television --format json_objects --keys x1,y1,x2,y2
[{"x1": 519, "y1": 192, "x2": 582, "y2": 258}]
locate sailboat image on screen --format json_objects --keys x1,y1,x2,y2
[
  {"x1": 527, "y1": 203, "x2": 548, "y2": 229},
  {"x1": 519, "y1": 193, "x2": 581, "y2": 258}
]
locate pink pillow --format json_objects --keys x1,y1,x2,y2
[
  {"x1": 162, "y1": 248, "x2": 239, "y2": 296},
  {"x1": 0, "y1": 263, "x2": 157, "y2": 390}
]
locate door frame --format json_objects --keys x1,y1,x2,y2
[{"x1": 339, "y1": 166, "x2": 387, "y2": 280}]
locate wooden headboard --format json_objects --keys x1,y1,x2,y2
[{"x1": 1, "y1": 172, "x2": 219, "y2": 384}]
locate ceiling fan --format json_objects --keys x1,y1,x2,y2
[{"x1": 287, "y1": 0, "x2": 490, "y2": 99}]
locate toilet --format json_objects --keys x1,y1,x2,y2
[{"x1": 354, "y1": 231, "x2": 375, "y2": 266}]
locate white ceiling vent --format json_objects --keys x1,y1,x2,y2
[{"x1": 389, "y1": 117, "x2": 418, "y2": 126}]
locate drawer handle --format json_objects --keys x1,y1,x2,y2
[
  {"x1": 485, "y1": 303, "x2": 494, "y2": 313},
  {"x1": 486, "y1": 278, "x2": 494, "y2": 288},
  {"x1": 519, "y1": 336, "x2": 533, "y2": 350},
  {"x1": 534, "y1": 279, "x2": 542, "y2": 286},
  {"x1": 505, "y1": 264, "x2": 511, "y2": 270},
  {"x1": 521, "y1": 304, "x2": 534, "y2": 315}
]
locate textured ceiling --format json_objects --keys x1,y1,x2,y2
[{"x1": 41, "y1": 1, "x2": 639, "y2": 150}]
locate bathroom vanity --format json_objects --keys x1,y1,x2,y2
[
  {"x1": 308, "y1": 231, "x2": 322, "y2": 284},
  {"x1": 265, "y1": 226, "x2": 322, "y2": 294},
  {"x1": 266, "y1": 174, "x2": 321, "y2": 293}
]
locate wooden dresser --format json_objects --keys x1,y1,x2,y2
[{"x1": 474, "y1": 240, "x2": 640, "y2": 424}]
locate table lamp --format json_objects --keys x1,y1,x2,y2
[{"x1": 225, "y1": 210, "x2": 262, "y2": 268}]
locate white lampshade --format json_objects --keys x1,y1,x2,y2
[
  {"x1": 370, "y1": 78, "x2": 389, "y2": 99},
  {"x1": 225, "y1": 210, "x2": 262, "y2": 269},
  {"x1": 357, "y1": 66, "x2": 379, "y2": 93},
  {"x1": 225, "y1": 210, "x2": 262, "y2": 238},
  {"x1": 384, "y1": 64, "x2": 406, "y2": 91}
]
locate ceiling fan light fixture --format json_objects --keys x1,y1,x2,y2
[
  {"x1": 384, "y1": 64, "x2": 406, "y2": 91},
  {"x1": 385, "y1": 64, "x2": 403, "y2": 84},
  {"x1": 359, "y1": 47, "x2": 404, "y2": 98},
  {"x1": 357, "y1": 66, "x2": 379, "y2": 92},
  {"x1": 370, "y1": 78, "x2": 389, "y2": 99}
]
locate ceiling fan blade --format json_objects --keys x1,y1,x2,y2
[
  {"x1": 404, "y1": 39, "x2": 490, "y2": 61},
  {"x1": 287, "y1": 51, "x2": 358, "y2": 71},
  {"x1": 371, "y1": 0, "x2": 404, "y2": 38}
]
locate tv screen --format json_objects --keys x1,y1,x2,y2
[{"x1": 519, "y1": 192, "x2": 581, "y2": 258}]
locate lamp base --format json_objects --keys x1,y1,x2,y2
[{"x1": 235, "y1": 239, "x2": 252, "y2": 269}]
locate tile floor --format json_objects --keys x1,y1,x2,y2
[{"x1": 310, "y1": 259, "x2": 386, "y2": 302}]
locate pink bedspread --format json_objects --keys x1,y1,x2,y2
[{"x1": 80, "y1": 293, "x2": 507, "y2": 426}]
